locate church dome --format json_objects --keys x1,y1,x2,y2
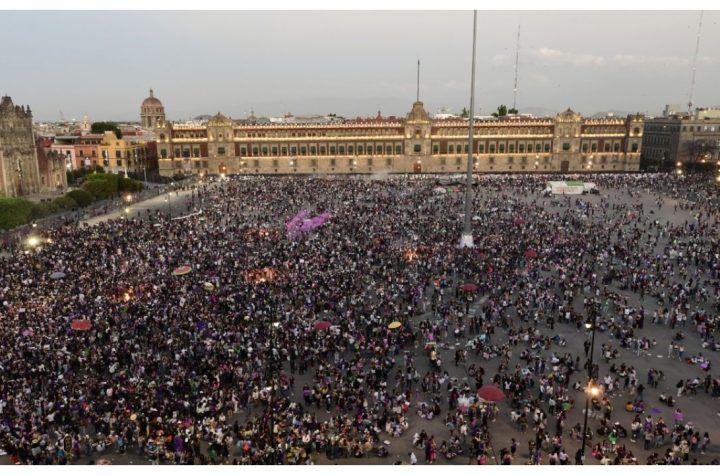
[
  {"x1": 207, "y1": 112, "x2": 232, "y2": 126},
  {"x1": 141, "y1": 89, "x2": 163, "y2": 109}
]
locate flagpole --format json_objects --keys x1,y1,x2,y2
[{"x1": 460, "y1": 10, "x2": 477, "y2": 248}]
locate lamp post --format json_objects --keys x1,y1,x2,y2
[
  {"x1": 459, "y1": 10, "x2": 478, "y2": 248},
  {"x1": 266, "y1": 320, "x2": 281, "y2": 463},
  {"x1": 580, "y1": 312, "x2": 599, "y2": 463}
]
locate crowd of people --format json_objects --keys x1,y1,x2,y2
[{"x1": 0, "y1": 171, "x2": 718, "y2": 465}]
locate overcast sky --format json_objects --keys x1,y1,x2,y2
[{"x1": 1, "y1": 10, "x2": 718, "y2": 122}]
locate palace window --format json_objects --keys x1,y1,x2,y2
[
  {"x1": 329, "y1": 146, "x2": 335, "y2": 154},
  {"x1": 271, "y1": 147, "x2": 278, "y2": 155},
  {"x1": 348, "y1": 145, "x2": 354, "y2": 155},
  {"x1": 478, "y1": 144, "x2": 484, "y2": 153},
  {"x1": 357, "y1": 146, "x2": 364, "y2": 154},
  {"x1": 395, "y1": 144, "x2": 402, "y2": 154},
  {"x1": 499, "y1": 144, "x2": 505, "y2": 153},
  {"x1": 604, "y1": 143, "x2": 611, "y2": 152},
  {"x1": 338, "y1": 146, "x2": 345, "y2": 155},
  {"x1": 544, "y1": 143, "x2": 551, "y2": 153},
  {"x1": 310, "y1": 146, "x2": 317, "y2": 155},
  {"x1": 377, "y1": 145, "x2": 383, "y2": 154},
  {"x1": 591, "y1": 143, "x2": 598, "y2": 152},
  {"x1": 433, "y1": 144, "x2": 439, "y2": 154},
  {"x1": 218, "y1": 147, "x2": 226, "y2": 155},
  {"x1": 535, "y1": 143, "x2": 542, "y2": 152},
  {"x1": 319, "y1": 146, "x2": 326, "y2": 155},
  {"x1": 240, "y1": 147, "x2": 247, "y2": 156},
  {"x1": 300, "y1": 146, "x2": 307, "y2": 155},
  {"x1": 385, "y1": 145, "x2": 392, "y2": 154},
  {"x1": 414, "y1": 144, "x2": 422, "y2": 153},
  {"x1": 489, "y1": 144, "x2": 496, "y2": 153},
  {"x1": 281, "y1": 147, "x2": 287, "y2": 155},
  {"x1": 193, "y1": 148, "x2": 200, "y2": 157},
  {"x1": 582, "y1": 143, "x2": 589, "y2": 153},
  {"x1": 519, "y1": 143, "x2": 525, "y2": 153},
  {"x1": 116, "y1": 159, "x2": 122, "y2": 166},
  {"x1": 614, "y1": 143, "x2": 621, "y2": 152},
  {"x1": 631, "y1": 143, "x2": 639, "y2": 152},
  {"x1": 562, "y1": 143, "x2": 571, "y2": 151},
  {"x1": 252, "y1": 147, "x2": 259, "y2": 156},
  {"x1": 509, "y1": 144, "x2": 515, "y2": 153},
  {"x1": 160, "y1": 149, "x2": 167, "y2": 158},
  {"x1": 449, "y1": 144, "x2": 455, "y2": 153}
]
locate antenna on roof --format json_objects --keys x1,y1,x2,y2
[
  {"x1": 513, "y1": 24, "x2": 521, "y2": 111},
  {"x1": 417, "y1": 59, "x2": 421, "y2": 102},
  {"x1": 687, "y1": 10, "x2": 703, "y2": 113}
]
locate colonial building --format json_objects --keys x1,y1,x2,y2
[
  {"x1": 140, "y1": 89, "x2": 165, "y2": 129},
  {"x1": 155, "y1": 101, "x2": 644, "y2": 177},
  {"x1": 99, "y1": 131, "x2": 151, "y2": 176},
  {"x1": 0, "y1": 95, "x2": 42, "y2": 197},
  {"x1": 36, "y1": 137, "x2": 68, "y2": 192},
  {"x1": 642, "y1": 106, "x2": 720, "y2": 168}
]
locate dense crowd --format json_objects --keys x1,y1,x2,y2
[{"x1": 0, "y1": 171, "x2": 718, "y2": 465}]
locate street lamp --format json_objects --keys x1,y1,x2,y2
[{"x1": 580, "y1": 312, "x2": 599, "y2": 464}]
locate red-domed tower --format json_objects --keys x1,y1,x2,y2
[{"x1": 140, "y1": 88, "x2": 165, "y2": 128}]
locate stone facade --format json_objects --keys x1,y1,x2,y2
[
  {"x1": 155, "y1": 101, "x2": 644, "y2": 177},
  {"x1": 36, "y1": 137, "x2": 68, "y2": 192},
  {"x1": 0, "y1": 96, "x2": 42, "y2": 197}
]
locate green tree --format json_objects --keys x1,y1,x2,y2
[
  {"x1": 508, "y1": 107, "x2": 518, "y2": 115},
  {"x1": 52, "y1": 195, "x2": 78, "y2": 211},
  {"x1": 90, "y1": 121, "x2": 122, "y2": 139},
  {"x1": 30, "y1": 202, "x2": 52, "y2": 220},
  {"x1": 461, "y1": 107, "x2": 469, "y2": 118},
  {"x1": 0, "y1": 197, "x2": 34, "y2": 230},
  {"x1": 82, "y1": 179, "x2": 114, "y2": 200},
  {"x1": 66, "y1": 189, "x2": 94, "y2": 207},
  {"x1": 491, "y1": 105, "x2": 508, "y2": 118}
]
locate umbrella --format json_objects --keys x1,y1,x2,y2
[
  {"x1": 172, "y1": 265, "x2": 192, "y2": 276},
  {"x1": 50, "y1": 271, "x2": 66, "y2": 280},
  {"x1": 524, "y1": 249, "x2": 538, "y2": 259},
  {"x1": 477, "y1": 385, "x2": 505, "y2": 402},
  {"x1": 203, "y1": 282, "x2": 214, "y2": 291},
  {"x1": 22, "y1": 329, "x2": 34, "y2": 337},
  {"x1": 71, "y1": 319, "x2": 92, "y2": 331},
  {"x1": 651, "y1": 407, "x2": 663, "y2": 414},
  {"x1": 513, "y1": 218, "x2": 527, "y2": 226},
  {"x1": 388, "y1": 321, "x2": 402, "y2": 330},
  {"x1": 314, "y1": 320, "x2": 332, "y2": 331},
  {"x1": 460, "y1": 283, "x2": 478, "y2": 292}
]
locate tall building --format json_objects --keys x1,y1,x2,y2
[
  {"x1": 140, "y1": 89, "x2": 165, "y2": 129},
  {"x1": 36, "y1": 137, "x2": 68, "y2": 192},
  {"x1": 155, "y1": 100, "x2": 644, "y2": 177},
  {"x1": 0, "y1": 95, "x2": 42, "y2": 197},
  {"x1": 642, "y1": 106, "x2": 720, "y2": 167}
]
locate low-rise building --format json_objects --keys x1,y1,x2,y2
[{"x1": 98, "y1": 131, "x2": 151, "y2": 176}]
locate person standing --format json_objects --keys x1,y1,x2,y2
[{"x1": 409, "y1": 451, "x2": 417, "y2": 465}]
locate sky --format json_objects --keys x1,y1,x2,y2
[{"x1": 0, "y1": 10, "x2": 718, "y2": 122}]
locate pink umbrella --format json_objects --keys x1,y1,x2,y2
[
  {"x1": 460, "y1": 283, "x2": 479, "y2": 292},
  {"x1": 22, "y1": 329, "x2": 34, "y2": 337},
  {"x1": 478, "y1": 385, "x2": 505, "y2": 402},
  {"x1": 314, "y1": 320, "x2": 332, "y2": 331},
  {"x1": 524, "y1": 249, "x2": 538, "y2": 259},
  {"x1": 513, "y1": 217, "x2": 527, "y2": 226}
]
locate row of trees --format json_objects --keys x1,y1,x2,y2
[{"x1": 0, "y1": 173, "x2": 144, "y2": 230}]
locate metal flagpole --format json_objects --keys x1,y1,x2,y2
[{"x1": 459, "y1": 10, "x2": 478, "y2": 248}]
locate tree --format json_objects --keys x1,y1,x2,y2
[
  {"x1": 491, "y1": 104, "x2": 508, "y2": 118},
  {"x1": 461, "y1": 107, "x2": 469, "y2": 118},
  {"x1": 90, "y1": 121, "x2": 122, "y2": 139},
  {"x1": 508, "y1": 107, "x2": 519, "y2": 115},
  {"x1": 0, "y1": 197, "x2": 34, "y2": 230},
  {"x1": 66, "y1": 189, "x2": 94, "y2": 207}
]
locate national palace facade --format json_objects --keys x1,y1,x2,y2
[{"x1": 155, "y1": 100, "x2": 644, "y2": 177}]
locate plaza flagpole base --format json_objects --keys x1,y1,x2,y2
[{"x1": 458, "y1": 233, "x2": 475, "y2": 248}]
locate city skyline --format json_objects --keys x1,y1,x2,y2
[{"x1": 1, "y1": 10, "x2": 719, "y2": 122}]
